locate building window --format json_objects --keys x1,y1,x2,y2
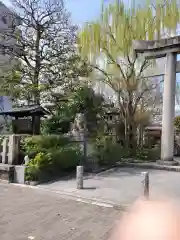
[
  {"x1": 1, "y1": 45, "x2": 6, "y2": 55},
  {"x1": 2, "y1": 16, "x2": 7, "y2": 24}
]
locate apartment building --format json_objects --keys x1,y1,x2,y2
[
  {"x1": 0, "y1": 1, "x2": 21, "y2": 66},
  {"x1": 0, "y1": 1, "x2": 21, "y2": 132},
  {"x1": 95, "y1": 55, "x2": 180, "y2": 125}
]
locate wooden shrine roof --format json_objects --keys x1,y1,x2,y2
[{"x1": 0, "y1": 104, "x2": 50, "y2": 117}]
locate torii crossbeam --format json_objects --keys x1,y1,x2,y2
[{"x1": 133, "y1": 36, "x2": 180, "y2": 162}]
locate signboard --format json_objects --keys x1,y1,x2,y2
[{"x1": 12, "y1": 119, "x2": 32, "y2": 134}]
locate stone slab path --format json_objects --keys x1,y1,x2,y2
[
  {"x1": 38, "y1": 167, "x2": 180, "y2": 206},
  {"x1": 0, "y1": 183, "x2": 120, "y2": 240}
]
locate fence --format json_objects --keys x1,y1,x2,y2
[
  {"x1": 0, "y1": 135, "x2": 21, "y2": 165},
  {"x1": 0, "y1": 135, "x2": 25, "y2": 183},
  {"x1": 70, "y1": 133, "x2": 127, "y2": 172},
  {"x1": 0, "y1": 134, "x2": 94, "y2": 167},
  {"x1": 0, "y1": 133, "x2": 122, "y2": 183}
]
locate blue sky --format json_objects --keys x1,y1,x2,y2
[
  {"x1": 64, "y1": 0, "x2": 133, "y2": 25},
  {"x1": 2, "y1": 0, "x2": 131, "y2": 25},
  {"x1": 2, "y1": 0, "x2": 180, "y2": 108}
]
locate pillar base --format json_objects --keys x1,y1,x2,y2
[{"x1": 156, "y1": 160, "x2": 179, "y2": 166}]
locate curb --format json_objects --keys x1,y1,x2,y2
[
  {"x1": 117, "y1": 162, "x2": 180, "y2": 172},
  {"x1": 9, "y1": 182, "x2": 126, "y2": 211}
]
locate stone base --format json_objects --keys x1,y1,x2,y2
[
  {"x1": 156, "y1": 160, "x2": 179, "y2": 166},
  {"x1": 14, "y1": 165, "x2": 26, "y2": 184},
  {"x1": 29, "y1": 181, "x2": 39, "y2": 186},
  {"x1": 0, "y1": 164, "x2": 14, "y2": 182}
]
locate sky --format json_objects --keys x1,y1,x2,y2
[
  {"x1": 2, "y1": 0, "x2": 180, "y2": 109},
  {"x1": 1, "y1": 0, "x2": 131, "y2": 25},
  {"x1": 64, "y1": 0, "x2": 134, "y2": 26}
]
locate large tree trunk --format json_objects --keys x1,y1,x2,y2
[
  {"x1": 127, "y1": 93, "x2": 136, "y2": 153},
  {"x1": 32, "y1": 28, "x2": 41, "y2": 134}
]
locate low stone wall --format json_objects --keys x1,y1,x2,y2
[
  {"x1": 0, "y1": 164, "x2": 26, "y2": 183},
  {"x1": 0, "y1": 164, "x2": 14, "y2": 182}
]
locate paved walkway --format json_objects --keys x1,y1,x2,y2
[
  {"x1": 0, "y1": 183, "x2": 120, "y2": 240},
  {"x1": 39, "y1": 167, "x2": 180, "y2": 206}
]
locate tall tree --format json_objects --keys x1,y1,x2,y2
[
  {"x1": 78, "y1": 0, "x2": 180, "y2": 149},
  {"x1": 43, "y1": 85, "x2": 104, "y2": 135},
  {"x1": 2, "y1": 0, "x2": 81, "y2": 105}
]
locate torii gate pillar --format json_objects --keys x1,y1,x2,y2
[
  {"x1": 161, "y1": 53, "x2": 176, "y2": 161},
  {"x1": 133, "y1": 36, "x2": 180, "y2": 161}
]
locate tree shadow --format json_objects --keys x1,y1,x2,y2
[{"x1": 82, "y1": 187, "x2": 97, "y2": 190}]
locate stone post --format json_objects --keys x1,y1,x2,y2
[
  {"x1": 142, "y1": 172, "x2": 149, "y2": 198},
  {"x1": 161, "y1": 53, "x2": 176, "y2": 161},
  {"x1": 8, "y1": 135, "x2": 18, "y2": 165},
  {"x1": 76, "y1": 165, "x2": 83, "y2": 189},
  {"x1": 2, "y1": 137, "x2": 8, "y2": 164},
  {"x1": 72, "y1": 113, "x2": 88, "y2": 189}
]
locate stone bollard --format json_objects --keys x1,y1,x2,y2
[
  {"x1": 76, "y1": 165, "x2": 83, "y2": 189},
  {"x1": 142, "y1": 172, "x2": 149, "y2": 199}
]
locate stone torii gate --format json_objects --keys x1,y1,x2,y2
[{"x1": 133, "y1": 36, "x2": 180, "y2": 162}]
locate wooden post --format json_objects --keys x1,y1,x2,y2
[
  {"x1": 76, "y1": 165, "x2": 83, "y2": 189},
  {"x1": 142, "y1": 172, "x2": 149, "y2": 198}
]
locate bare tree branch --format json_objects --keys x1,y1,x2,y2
[{"x1": 2, "y1": 0, "x2": 83, "y2": 105}]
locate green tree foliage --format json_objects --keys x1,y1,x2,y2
[
  {"x1": 78, "y1": 0, "x2": 180, "y2": 149},
  {"x1": 174, "y1": 116, "x2": 180, "y2": 131},
  {"x1": 2, "y1": 0, "x2": 89, "y2": 105},
  {"x1": 43, "y1": 85, "x2": 104, "y2": 134},
  {"x1": 0, "y1": 62, "x2": 22, "y2": 101}
]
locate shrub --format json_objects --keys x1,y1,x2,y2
[
  {"x1": 23, "y1": 135, "x2": 70, "y2": 158},
  {"x1": 135, "y1": 148, "x2": 149, "y2": 160},
  {"x1": 23, "y1": 135, "x2": 82, "y2": 181},
  {"x1": 25, "y1": 164, "x2": 40, "y2": 181},
  {"x1": 93, "y1": 134, "x2": 160, "y2": 164},
  {"x1": 135, "y1": 146, "x2": 160, "y2": 161},
  {"x1": 50, "y1": 145, "x2": 81, "y2": 170},
  {"x1": 148, "y1": 145, "x2": 161, "y2": 160},
  {"x1": 93, "y1": 135, "x2": 125, "y2": 166}
]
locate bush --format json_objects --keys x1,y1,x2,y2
[
  {"x1": 50, "y1": 146, "x2": 81, "y2": 170},
  {"x1": 135, "y1": 148, "x2": 149, "y2": 160},
  {"x1": 93, "y1": 134, "x2": 160, "y2": 164},
  {"x1": 23, "y1": 135, "x2": 70, "y2": 158},
  {"x1": 23, "y1": 135, "x2": 82, "y2": 181},
  {"x1": 93, "y1": 135, "x2": 126, "y2": 166},
  {"x1": 135, "y1": 146, "x2": 160, "y2": 161},
  {"x1": 25, "y1": 165, "x2": 40, "y2": 181}
]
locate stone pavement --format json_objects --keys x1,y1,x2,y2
[
  {"x1": 0, "y1": 183, "x2": 120, "y2": 240},
  {"x1": 38, "y1": 167, "x2": 180, "y2": 206}
]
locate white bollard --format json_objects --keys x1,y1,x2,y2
[
  {"x1": 142, "y1": 172, "x2": 149, "y2": 199},
  {"x1": 76, "y1": 165, "x2": 83, "y2": 189}
]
